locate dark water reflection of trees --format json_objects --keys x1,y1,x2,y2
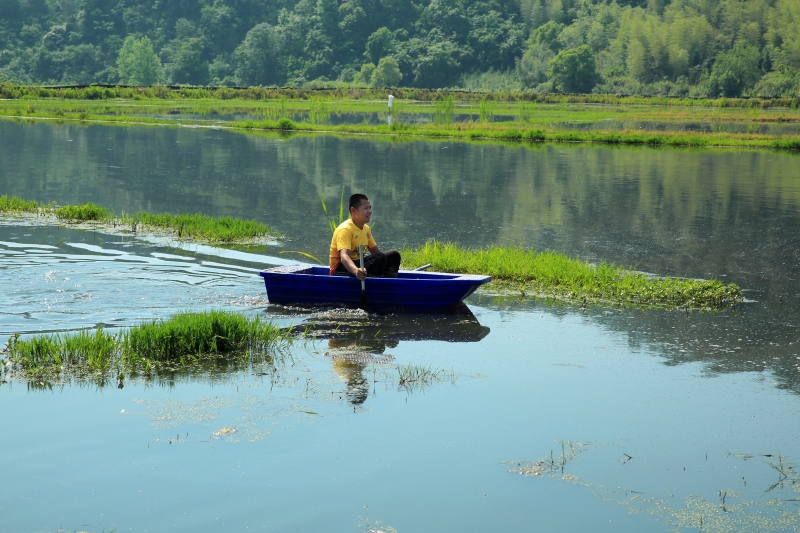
[{"x1": 2, "y1": 121, "x2": 799, "y2": 391}]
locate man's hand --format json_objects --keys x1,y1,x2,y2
[{"x1": 340, "y1": 248, "x2": 367, "y2": 280}]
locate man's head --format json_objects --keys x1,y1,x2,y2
[{"x1": 349, "y1": 193, "x2": 372, "y2": 227}]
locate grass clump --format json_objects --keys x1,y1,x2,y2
[
  {"x1": 1, "y1": 194, "x2": 278, "y2": 243},
  {"x1": 401, "y1": 241, "x2": 743, "y2": 310},
  {"x1": 0, "y1": 194, "x2": 43, "y2": 213},
  {"x1": 122, "y1": 311, "x2": 287, "y2": 363},
  {"x1": 5, "y1": 311, "x2": 294, "y2": 376},
  {"x1": 132, "y1": 212, "x2": 273, "y2": 243},
  {"x1": 55, "y1": 202, "x2": 110, "y2": 221}
]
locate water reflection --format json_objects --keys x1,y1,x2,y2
[{"x1": 2, "y1": 120, "x2": 800, "y2": 392}]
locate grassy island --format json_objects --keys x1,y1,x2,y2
[
  {"x1": 401, "y1": 241, "x2": 743, "y2": 310},
  {"x1": 1, "y1": 86, "x2": 800, "y2": 152},
  {"x1": 0, "y1": 194, "x2": 279, "y2": 244},
  {"x1": 3, "y1": 311, "x2": 294, "y2": 376}
]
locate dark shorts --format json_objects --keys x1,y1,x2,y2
[{"x1": 333, "y1": 250, "x2": 401, "y2": 278}]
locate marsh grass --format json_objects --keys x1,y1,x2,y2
[
  {"x1": 0, "y1": 194, "x2": 42, "y2": 213},
  {"x1": 3, "y1": 95, "x2": 800, "y2": 151},
  {"x1": 433, "y1": 95, "x2": 455, "y2": 123},
  {"x1": 5, "y1": 311, "x2": 294, "y2": 376},
  {"x1": 56, "y1": 202, "x2": 109, "y2": 221},
  {"x1": 479, "y1": 97, "x2": 495, "y2": 123},
  {"x1": 0, "y1": 195, "x2": 278, "y2": 243},
  {"x1": 401, "y1": 241, "x2": 743, "y2": 310},
  {"x1": 132, "y1": 212, "x2": 273, "y2": 242}
]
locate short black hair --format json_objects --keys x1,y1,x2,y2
[{"x1": 349, "y1": 193, "x2": 369, "y2": 211}]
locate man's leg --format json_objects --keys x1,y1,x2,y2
[
  {"x1": 383, "y1": 250, "x2": 401, "y2": 277},
  {"x1": 363, "y1": 251, "x2": 401, "y2": 278},
  {"x1": 363, "y1": 252, "x2": 388, "y2": 277}
]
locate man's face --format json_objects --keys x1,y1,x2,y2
[{"x1": 351, "y1": 199, "x2": 372, "y2": 224}]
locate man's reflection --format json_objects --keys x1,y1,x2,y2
[{"x1": 328, "y1": 338, "x2": 398, "y2": 405}]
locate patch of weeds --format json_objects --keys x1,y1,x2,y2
[
  {"x1": 396, "y1": 363, "x2": 456, "y2": 393},
  {"x1": 5, "y1": 311, "x2": 296, "y2": 379}
]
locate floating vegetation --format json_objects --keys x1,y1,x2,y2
[
  {"x1": 508, "y1": 446, "x2": 800, "y2": 533},
  {"x1": 4, "y1": 311, "x2": 295, "y2": 377},
  {"x1": 505, "y1": 440, "x2": 587, "y2": 478},
  {"x1": 401, "y1": 241, "x2": 743, "y2": 310},
  {"x1": 396, "y1": 363, "x2": 456, "y2": 393},
  {"x1": 0, "y1": 195, "x2": 279, "y2": 244}
]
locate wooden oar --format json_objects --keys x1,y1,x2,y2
[{"x1": 358, "y1": 245, "x2": 369, "y2": 309}]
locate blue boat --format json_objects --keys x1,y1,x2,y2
[{"x1": 259, "y1": 265, "x2": 491, "y2": 313}]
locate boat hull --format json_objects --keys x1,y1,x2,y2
[{"x1": 259, "y1": 265, "x2": 491, "y2": 313}]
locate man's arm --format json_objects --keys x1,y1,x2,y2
[
  {"x1": 368, "y1": 245, "x2": 382, "y2": 254},
  {"x1": 339, "y1": 249, "x2": 367, "y2": 280}
]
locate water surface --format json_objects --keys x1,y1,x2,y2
[{"x1": 2, "y1": 120, "x2": 800, "y2": 532}]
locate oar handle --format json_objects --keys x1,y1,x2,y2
[{"x1": 359, "y1": 245, "x2": 365, "y2": 290}]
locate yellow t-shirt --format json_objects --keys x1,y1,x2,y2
[{"x1": 329, "y1": 219, "x2": 377, "y2": 274}]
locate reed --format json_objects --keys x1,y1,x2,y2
[
  {"x1": 5, "y1": 311, "x2": 294, "y2": 374},
  {"x1": 400, "y1": 241, "x2": 743, "y2": 309}
]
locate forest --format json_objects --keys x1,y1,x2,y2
[{"x1": 0, "y1": 0, "x2": 797, "y2": 96}]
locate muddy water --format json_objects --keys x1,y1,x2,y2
[{"x1": 2, "y1": 120, "x2": 800, "y2": 532}]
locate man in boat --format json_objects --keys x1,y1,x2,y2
[{"x1": 330, "y1": 193, "x2": 401, "y2": 278}]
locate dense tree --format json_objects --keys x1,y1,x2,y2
[
  {"x1": 116, "y1": 35, "x2": 162, "y2": 85},
  {"x1": 234, "y1": 23, "x2": 283, "y2": 86},
  {"x1": 371, "y1": 56, "x2": 402, "y2": 86},
  {"x1": 708, "y1": 41, "x2": 762, "y2": 97},
  {"x1": 548, "y1": 45, "x2": 599, "y2": 93},
  {"x1": 0, "y1": 0, "x2": 795, "y2": 95}
]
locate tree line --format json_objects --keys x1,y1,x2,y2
[{"x1": 0, "y1": 0, "x2": 797, "y2": 96}]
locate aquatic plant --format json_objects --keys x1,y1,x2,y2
[
  {"x1": 0, "y1": 195, "x2": 279, "y2": 243},
  {"x1": 321, "y1": 187, "x2": 346, "y2": 235},
  {"x1": 478, "y1": 97, "x2": 495, "y2": 123},
  {"x1": 122, "y1": 311, "x2": 290, "y2": 364},
  {"x1": 433, "y1": 95, "x2": 455, "y2": 123},
  {"x1": 401, "y1": 241, "x2": 743, "y2": 310},
  {"x1": 56, "y1": 202, "x2": 109, "y2": 221},
  {"x1": 5, "y1": 311, "x2": 295, "y2": 375},
  {"x1": 395, "y1": 364, "x2": 456, "y2": 394},
  {"x1": 131, "y1": 212, "x2": 274, "y2": 243},
  {"x1": 0, "y1": 194, "x2": 41, "y2": 213}
]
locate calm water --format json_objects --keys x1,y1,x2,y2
[{"x1": 2, "y1": 120, "x2": 800, "y2": 532}]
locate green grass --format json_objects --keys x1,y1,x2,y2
[
  {"x1": 0, "y1": 195, "x2": 279, "y2": 243},
  {"x1": 1, "y1": 82, "x2": 799, "y2": 109},
  {"x1": 5, "y1": 311, "x2": 294, "y2": 375},
  {"x1": 0, "y1": 194, "x2": 44, "y2": 213},
  {"x1": 55, "y1": 202, "x2": 109, "y2": 221},
  {"x1": 400, "y1": 241, "x2": 743, "y2": 310}
]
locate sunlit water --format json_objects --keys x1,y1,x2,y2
[{"x1": 2, "y1": 121, "x2": 800, "y2": 532}]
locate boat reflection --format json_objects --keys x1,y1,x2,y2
[
  {"x1": 302, "y1": 303, "x2": 489, "y2": 405},
  {"x1": 300, "y1": 302, "x2": 490, "y2": 343}
]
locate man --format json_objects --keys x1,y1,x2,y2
[{"x1": 329, "y1": 193, "x2": 401, "y2": 278}]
